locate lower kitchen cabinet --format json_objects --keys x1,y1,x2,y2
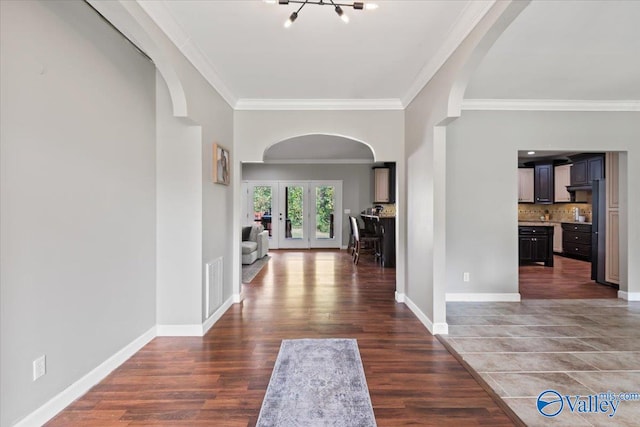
[
  {"x1": 519, "y1": 226, "x2": 554, "y2": 267},
  {"x1": 562, "y1": 222, "x2": 592, "y2": 261},
  {"x1": 553, "y1": 223, "x2": 563, "y2": 253}
]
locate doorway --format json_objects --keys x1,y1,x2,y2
[
  {"x1": 517, "y1": 151, "x2": 622, "y2": 299},
  {"x1": 243, "y1": 180, "x2": 343, "y2": 249}
]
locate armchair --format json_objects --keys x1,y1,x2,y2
[{"x1": 242, "y1": 224, "x2": 269, "y2": 265}]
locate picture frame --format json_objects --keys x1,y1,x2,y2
[{"x1": 213, "y1": 143, "x2": 230, "y2": 185}]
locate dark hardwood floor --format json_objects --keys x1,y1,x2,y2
[
  {"x1": 519, "y1": 254, "x2": 617, "y2": 299},
  {"x1": 48, "y1": 250, "x2": 513, "y2": 426}
]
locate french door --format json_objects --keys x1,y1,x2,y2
[{"x1": 243, "y1": 181, "x2": 342, "y2": 249}]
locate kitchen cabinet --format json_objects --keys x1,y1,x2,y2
[
  {"x1": 373, "y1": 163, "x2": 395, "y2": 204},
  {"x1": 605, "y1": 152, "x2": 620, "y2": 284},
  {"x1": 554, "y1": 164, "x2": 572, "y2": 202},
  {"x1": 569, "y1": 154, "x2": 605, "y2": 187},
  {"x1": 562, "y1": 222, "x2": 591, "y2": 261},
  {"x1": 519, "y1": 226, "x2": 554, "y2": 267},
  {"x1": 534, "y1": 162, "x2": 554, "y2": 204},
  {"x1": 518, "y1": 168, "x2": 534, "y2": 203},
  {"x1": 553, "y1": 223, "x2": 563, "y2": 253}
]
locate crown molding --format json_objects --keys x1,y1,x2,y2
[
  {"x1": 401, "y1": 0, "x2": 496, "y2": 107},
  {"x1": 235, "y1": 98, "x2": 404, "y2": 111},
  {"x1": 462, "y1": 99, "x2": 640, "y2": 112},
  {"x1": 136, "y1": 1, "x2": 237, "y2": 108}
]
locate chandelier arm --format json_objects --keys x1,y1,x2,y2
[
  {"x1": 295, "y1": 1, "x2": 309, "y2": 14},
  {"x1": 287, "y1": 0, "x2": 361, "y2": 8}
]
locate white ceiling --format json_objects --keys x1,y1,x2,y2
[
  {"x1": 139, "y1": 0, "x2": 486, "y2": 105},
  {"x1": 465, "y1": 0, "x2": 640, "y2": 100},
  {"x1": 138, "y1": 0, "x2": 640, "y2": 105}
]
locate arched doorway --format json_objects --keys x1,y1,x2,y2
[{"x1": 241, "y1": 134, "x2": 380, "y2": 250}]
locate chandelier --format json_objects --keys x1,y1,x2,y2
[{"x1": 264, "y1": 0, "x2": 379, "y2": 28}]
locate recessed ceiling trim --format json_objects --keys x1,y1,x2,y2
[
  {"x1": 462, "y1": 99, "x2": 640, "y2": 112},
  {"x1": 235, "y1": 98, "x2": 404, "y2": 111},
  {"x1": 137, "y1": 0, "x2": 237, "y2": 108},
  {"x1": 401, "y1": 0, "x2": 495, "y2": 107}
]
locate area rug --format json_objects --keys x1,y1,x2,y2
[
  {"x1": 257, "y1": 338, "x2": 377, "y2": 427},
  {"x1": 242, "y1": 255, "x2": 271, "y2": 283}
]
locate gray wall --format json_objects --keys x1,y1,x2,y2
[
  {"x1": 445, "y1": 110, "x2": 640, "y2": 296},
  {"x1": 1, "y1": 1, "x2": 156, "y2": 425},
  {"x1": 242, "y1": 163, "x2": 373, "y2": 247}
]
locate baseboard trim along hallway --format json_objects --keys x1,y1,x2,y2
[
  {"x1": 14, "y1": 326, "x2": 157, "y2": 427},
  {"x1": 446, "y1": 293, "x2": 522, "y2": 302}
]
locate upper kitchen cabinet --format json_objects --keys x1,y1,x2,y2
[
  {"x1": 554, "y1": 164, "x2": 572, "y2": 202},
  {"x1": 534, "y1": 162, "x2": 554, "y2": 204},
  {"x1": 569, "y1": 153, "x2": 605, "y2": 188},
  {"x1": 373, "y1": 163, "x2": 395, "y2": 204},
  {"x1": 518, "y1": 168, "x2": 534, "y2": 203}
]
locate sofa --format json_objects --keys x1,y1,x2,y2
[{"x1": 242, "y1": 224, "x2": 269, "y2": 265}]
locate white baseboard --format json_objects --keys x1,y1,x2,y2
[
  {"x1": 395, "y1": 291, "x2": 405, "y2": 303},
  {"x1": 432, "y1": 322, "x2": 449, "y2": 335},
  {"x1": 618, "y1": 291, "x2": 640, "y2": 301},
  {"x1": 202, "y1": 295, "x2": 234, "y2": 335},
  {"x1": 403, "y1": 296, "x2": 448, "y2": 335},
  {"x1": 341, "y1": 245, "x2": 348, "y2": 250},
  {"x1": 158, "y1": 296, "x2": 236, "y2": 337},
  {"x1": 156, "y1": 323, "x2": 203, "y2": 337},
  {"x1": 233, "y1": 292, "x2": 242, "y2": 304},
  {"x1": 445, "y1": 293, "x2": 521, "y2": 302},
  {"x1": 15, "y1": 326, "x2": 156, "y2": 427}
]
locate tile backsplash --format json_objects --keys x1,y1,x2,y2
[{"x1": 518, "y1": 203, "x2": 592, "y2": 222}]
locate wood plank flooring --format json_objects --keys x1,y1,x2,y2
[
  {"x1": 48, "y1": 250, "x2": 513, "y2": 426},
  {"x1": 519, "y1": 255, "x2": 617, "y2": 299}
]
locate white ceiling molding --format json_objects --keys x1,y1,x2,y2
[
  {"x1": 401, "y1": 0, "x2": 495, "y2": 107},
  {"x1": 235, "y1": 99, "x2": 404, "y2": 111},
  {"x1": 462, "y1": 99, "x2": 640, "y2": 112},
  {"x1": 136, "y1": 0, "x2": 237, "y2": 108}
]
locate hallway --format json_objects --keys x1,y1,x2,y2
[{"x1": 48, "y1": 250, "x2": 512, "y2": 426}]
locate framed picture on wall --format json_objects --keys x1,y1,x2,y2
[{"x1": 213, "y1": 143, "x2": 230, "y2": 185}]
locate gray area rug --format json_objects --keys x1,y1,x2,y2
[
  {"x1": 257, "y1": 338, "x2": 377, "y2": 427},
  {"x1": 242, "y1": 255, "x2": 271, "y2": 283}
]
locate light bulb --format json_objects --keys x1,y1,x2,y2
[
  {"x1": 263, "y1": 0, "x2": 277, "y2": 4},
  {"x1": 335, "y1": 6, "x2": 349, "y2": 23},
  {"x1": 365, "y1": 3, "x2": 378, "y2": 10},
  {"x1": 284, "y1": 11, "x2": 297, "y2": 28}
]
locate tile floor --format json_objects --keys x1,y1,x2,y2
[{"x1": 440, "y1": 299, "x2": 640, "y2": 426}]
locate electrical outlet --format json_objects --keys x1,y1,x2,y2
[
  {"x1": 33, "y1": 355, "x2": 46, "y2": 381},
  {"x1": 463, "y1": 272, "x2": 470, "y2": 282},
  {"x1": 344, "y1": 209, "x2": 351, "y2": 214}
]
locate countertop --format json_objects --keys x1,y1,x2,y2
[{"x1": 518, "y1": 220, "x2": 592, "y2": 226}]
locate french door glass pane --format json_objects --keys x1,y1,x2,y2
[
  {"x1": 286, "y1": 185, "x2": 304, "y2": 240},
  {"x1": 253, "y1": 186, "x2": 272, "y2": 237},
  {"x1": 315, "y1": 185, "x2": 335, "y2": 240}
]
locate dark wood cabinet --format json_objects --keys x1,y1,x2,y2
[
  {"x1": 519, "y1": 226, "x2": 554, "y2": 266},
  {"x1": 569, "y1": 154, "x2": 605, "y2": 187},
  {"x1": 379, "y1": 217, "x2": 395, "y2": 268},
  {"x1": 562, "y1": 222, "x2": 592, "y2": 261},
  {"x1": 534, "y1": 162, "x2": 554, "y2": 204}
]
